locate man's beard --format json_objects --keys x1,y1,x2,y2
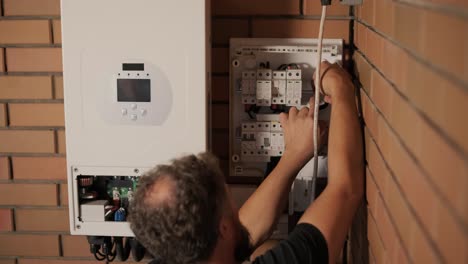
[{"x1": 234, "y1": 222, "x2": 254, "y2": 262}]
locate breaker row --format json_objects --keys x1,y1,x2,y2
[
  {"x1": 241, "y1": 120, "x2": 285, "y2": 161},
  {"x1": 241, "y1": 69, "x2": 302, "y2": 107}
]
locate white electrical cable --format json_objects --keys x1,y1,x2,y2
[{"x1": 311, "y1": 5, "x2": 327, "y2": 202}]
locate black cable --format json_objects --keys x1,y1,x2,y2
[
  {"x1": 106, "y1": 252, "x2": 116, "y2": 262},
  {"x1": 115, "y1": 237, "x2": 131, "y2": 261},
  {"x1": 277, "y1": 64, "x2": 287, "y2": 70},
  {"x1": 94, "y1": 251, "x2": 106, "y2": 261}
]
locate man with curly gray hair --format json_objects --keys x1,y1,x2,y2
[{"x1": 128, "y1": 61, "x2": 364, "y2": 264}]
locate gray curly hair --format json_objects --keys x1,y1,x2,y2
[{"x1": 128, "y1": 152, "x2": 227, "y2": 263}]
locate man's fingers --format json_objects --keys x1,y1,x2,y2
[
  {"x1": 279, "y1": 112, "x2": 288, "y2": 125},
  {"x1": 289, "y1": 106, "x2": 298, "y2": 120},
  {"x1": 312, "y1": 60, "x2": 332, "y2": 81},
  {"x1": 307, "y1": 97, "x2": 315, "y2": 117},
  {"x1": 298, "y1": 106, "x2": 309, "y2": 117}
]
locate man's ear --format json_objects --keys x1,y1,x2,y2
[{"x1": 218, "y1": 215, "x2": 235, "y2": 240}]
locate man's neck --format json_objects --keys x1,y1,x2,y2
[{"x1": 205, "y1": 241, "x2": 238, "y2": 264}]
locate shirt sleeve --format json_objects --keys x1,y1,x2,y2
[{"x1": 252, "y1": 223, "x2": 328, "y2": 264}]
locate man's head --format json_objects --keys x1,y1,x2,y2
[{"x1": 128, "y1": 152, "x2": 252, "y2": 263}]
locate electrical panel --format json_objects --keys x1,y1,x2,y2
[
  {"x1": 229, "y1": 38, "x2": 343, "y2": 178},
  {"x1": 62, "y1": 0, "x2": 210, "y2": 238}
]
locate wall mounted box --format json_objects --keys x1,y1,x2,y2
[{"x1": 61, "y1": 0, "x2": 211, "y2": 236}]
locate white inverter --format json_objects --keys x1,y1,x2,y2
[{"x1": 61, "y1": 0, "x2": 210, "y2": 236}]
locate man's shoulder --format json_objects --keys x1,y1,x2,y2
[{"x1": 252, "y1": 223, "x2": 328, "y2": 264}]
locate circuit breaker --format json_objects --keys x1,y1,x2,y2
[{"x1": 62, "y1": 0, "x2": 210, "y2": 237}]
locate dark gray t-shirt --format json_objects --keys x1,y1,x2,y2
[{"x1": 253, "y1": 223, "x2": 328, "y2": 264}]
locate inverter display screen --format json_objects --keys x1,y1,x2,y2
[{"x1": 117, "y1": 79, "x2": 151, "y2": 102}]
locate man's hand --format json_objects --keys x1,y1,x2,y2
[
  {"x1": 279, "y1": 97, "x2": 317, "y2": 167},
  {"x1": 314, "y1": 61, "x2": 354, "y2": 103}
]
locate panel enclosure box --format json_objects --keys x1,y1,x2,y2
[
  {"x1": 229, "y1": 38, "x2": 343, "y2": 179},
  {"x1": 61, "y1": 0, "x2": 210, "y2": 236}
]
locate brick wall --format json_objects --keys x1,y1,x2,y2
[
  {"x1": 354, "y1": 0, "x2": 468, "y2": 263},
  {"x1": 0, "y1": 0, "x2": 465, "y2": 263}
]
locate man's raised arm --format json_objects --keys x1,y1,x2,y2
[
  {"x1": 298, "y1": 61, "x2": 364, "y2": 263},
  {"x1": 238, "y1": 97, "x2": 324, "y2": 248}
]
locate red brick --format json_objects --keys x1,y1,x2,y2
[
  {"x1": 9, "y1": 103, "x2": 65, "y2": 127},
  {"x1": 57, "y1": 130, "x2": 66, "y2": 154},
  {"x1": 355, "y1": 23, "x2": 367, "y2": 56},
  {"x1": 60, "y1": 183, "x2": 68, "y2": 206},
  {"x1": 367, "y1": 136, "x2": 389, "y2": 194},
  {"x1": 358, "y1": 0, "x2": 374, "y2": 25},
  {"x1": 12, "y1": 157, "x2": 66, "y2": 180},
  {"x1": 380, "y1": 40, "x2": 399, "y2": 85},
  {"x1": 19, "y1": 260, "x2": 95, "y2": 264},
  {"x1": 4, "y1": 0, "x2": 60, "y2": 16},
  {"x1": 0, "y1": 76, "x2": 53, "y2": 99},
  {"x1": 61, "y1": 235, "x2": 91, "y2": 257},
  {"x1": 0, "y1": 209, "x2": 13, "y2": 232},
  {"x1": 361, "y1": 89, "x2": 378, "y2": 140},
  {"x1": 19, "y1": 259, "x2": 142, "y2": 264},
  {"x1": 212, "y1": 104, "x2": 229, "y2": 129},
  {"x1": 0, "y1": 157, "x2": 9, "y2": 180},
  {"x1": 252, "y1": 19, "x2": 349, "y2": 41},
  {"x1": 366, "y1": 168, "x2": 379, "y2": 216},
  {"x1": 54, "y1": 76, "x2": 64, "y2": 99},
  {"x1": 369, "y1": 247, "x2": 376, "y2": 264},
  {"x1": 389, "y1": 95, "x2": 422, "y2": 157},
  {"x1": 418, "y1": 121, "x2": 468, "y2": 224},
  {"x1": 431, "y1": 0, "x2": 468, "y2": 8},
  {"x1": 365, "y1": 30, "x2": 383, "y2": 70},
  {"x1": 0, "y1": 234, "x2": 59, "y2": 256},
  {"x1": 433, "y1": 204, "x2": 468, "y2": 263},
  {"x1": 16, "y1": 208, "x2": 69, "y2": 231},
  {"x1": 374, "y1": 195, "x2": 400, "y2": 256},
  {"x1": 408, "y1": 221, "x2": 441, "y2": 263},
  {"x1": 52, "y1": 20, "x2": 61, "y2": 44},
  {"x1": 212, "y1": 19, "x2": 249, "y2": 45},
  {"x1": 422, "y1": 9, "x2": 468, "y2": 84},
  {"x1": 404, "y1": 57, "x2": 468, "y2": 155},
  {"x1": 212, "y1": 76, "x2": 229, "y2": 102},
  {"x1": 383, "y1": 178, "x2": 413, "y2": 248},
  {"x1": 392, "y1": 47, "x2": 409, "y2": 93},
  {"x1": 0, "y1": 104, "x2": 6, "y2": 127},
  {"x1": 441, "y1": 82, "x2": 468, "y2": 153},
  {"x1": 0, "y1": 183, "x2": 57, "y2": 206},
  {"x1": 0, "y1": 48, "x2": 4, "y2": 72},
  {"x1": 212, "y1": 48, "x2": 229, "y2": 73},
  {"x1": 367, "y1": 211, "x2": 387, "y2": 264},
  {"x1": 392, "y1": 244, "x2": 410, "y2": 264},
  {"x1": 370, "y1": 71, "x2": 393, "y2": 123},
  {"x1": 389, "y1": 138, "x2": 438, "y2": 230},
  {"x1": 355, "y1": 53, "x2": 372, "y2": 91},
  {"x1": 374, "y1": 0, "x2": 395, "y2": 38},
  {"x1": 394, "y1": 3, "x2": 424, "y2": 54},
  {"x1": 6, "y1": 48, "x2": 63, "y2": 72},
  {"x1": 304, "y1": 0, "x2": 349, "y2": 16},
  {"x1": 0, "y1": 20, "x2": 51, "y2": 44},
  {"x1": 212, "y1": 132, "x2": 229, "y2": 159},
  {"x1": 0, "y1": 130, "x2": 55, "y2": 153},
  {"x1": 0, "y1": 259, "x2": 15, "y2": 264},
  {"x1": 229, "y1": 184, "x2": 256, "y2": 208},
  {"x1": 212, "y1": 0, "x2": 300, "y2": 15}
]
